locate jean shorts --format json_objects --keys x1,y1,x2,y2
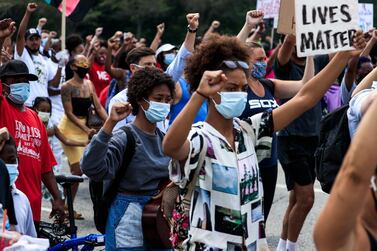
[{"x1": 105, "y1": 193, "x2": 171, "y2": 251}]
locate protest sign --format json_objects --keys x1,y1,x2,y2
[
  {"x1": 277, "y1": 0, "x2": 295, "y2": 35},
  {"x1": 358, "y1": 3, "x2": 374, "y2": 32},
  {"x1": 257, "y1": 0, "x2": 281, "y2": 19},
  {"x1": 295, "y1": 0, "x2": 359, "y2": 57}
]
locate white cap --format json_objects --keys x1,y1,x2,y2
[{"x1": 155, "y1": 43, "x2": 177, "y2": 57}]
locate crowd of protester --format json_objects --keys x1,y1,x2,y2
[{"x1": 0, "y1": 2, "x2": 376, "y2": 250}]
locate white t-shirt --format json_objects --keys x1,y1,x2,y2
[
  {"x1": 12, "y1": 187, "x2": 37, "y2": 237},
  {"x1": 47, "y1": 59, "x2": 65, "y2": 126},
  {"x1": 14, "y1": 48, "x2": 50, "y2": 107}
]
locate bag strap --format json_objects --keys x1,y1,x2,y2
[
  {"x1": 182, "y1": 132, "x2": 207, "y2": 212},
  {"x1": 105, "y1": 126, "x2": 136, "y2": 196}
]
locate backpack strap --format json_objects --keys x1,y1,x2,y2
[
  {"x1": 104, "y1": 126, "x2": 136, "y2": 196},
  {"x1": 182, "y1": 132, "x2": 207, "y2": 214}
]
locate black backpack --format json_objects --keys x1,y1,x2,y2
[
  {"x1": 89, "y1": 126, "x2": 136, "y2": 234},
  {"x1": 314, "y1": 105, "x2": 350, "y2": 194}
]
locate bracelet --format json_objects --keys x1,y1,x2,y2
[
  {"x1": 187, "y1": 25, "x2": 198, "y2": 33},
  {"x1": 196, "y1": 90, "x2": 208, "y2": 99}
]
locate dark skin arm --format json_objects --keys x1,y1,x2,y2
[
  {"x1": 277, "y1": 34, "x2": 295, "y2": 66},
  {"x1": 41, "y1": 171, "x2": 65, "y2": 218},
  {"x1": 105, "y1": 39, "x2": 126, "y2": 80},
  {"x1": 54, "y1": 126, "x2": 88, "y2": 147},
  {"x1": 88, "y1": 80, "x2": 108, "y2": 121}
]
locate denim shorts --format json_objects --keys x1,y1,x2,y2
[{"x1": 105, "y1": 193, "x2": 171, "y2": 251}]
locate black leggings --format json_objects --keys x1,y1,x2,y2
[{"x1": 260, "y1": 164, "x2": 278, "y2": 222}]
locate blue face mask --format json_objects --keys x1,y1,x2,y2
[
  {"x1": 142, "y1": 99, "x2": 170, "y2": 123},
  {"x1": 213, "y1": 92, "x2": 247, "y2": 119},
  {"x1": 251, "y1": 61, "x2": 267, "y2": 79},
  {"x1": 3, "y1": 82, "x2": 30, "y2": 105},
  {"x1": 6, "y1": 163, "x2": 19, "y2": 186},
  {"x1": 163, "y1": 53, "x2": 175, "y2": 66}
]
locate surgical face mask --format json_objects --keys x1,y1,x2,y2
[
  {"x1": 3, "y1": 82, "x2": 30, "y2": 105},
  {"x1": 74, "y1": 67, "x2": 89, "y2": 79},
  {"x1": 251, "y1": 61, "x2": 267, "y2": 79},
  {"x1": 142, "y1": 99, "x2": 170, "y2": 123},
  {"x1": 212, "y1": 92, "x2": 247, "y2": 119},
  {"x1": 6, "y1": 163, "x2": 19, "y2": 186},
  {"x1": 38, "y1": 111, "x2": 50, "y2": 123},
  {"x1": 163, "y1": 53, "x2": 175, "y2": 66}
]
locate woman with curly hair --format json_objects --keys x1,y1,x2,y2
[
  {"x1": 163, "y1": 30, "x2": 366, "y2": 249},
  {"x1": 81, "y1": 67, "x2": 175, "y2": 250}
]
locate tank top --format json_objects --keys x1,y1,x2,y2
[
  {"x1": 71, "y1": 97, "x2": 92, "y2": 117},
  {"x1": 239, "y1": 79, "x2": 279, "y2": 168},
  {"x1": 169, "y1": 78, "x2": 207, "y2": 125}
]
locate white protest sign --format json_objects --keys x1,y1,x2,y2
[
  {"x1": 257, "y1": 0, "x2": 281, "y2": 19},
  {"x1": 358, "y1": 3, "x2": 374, "y2": 32},
  {"x1": 295, "y1": 0, "x2": 359, "y2": 57}
]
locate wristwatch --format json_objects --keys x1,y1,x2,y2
[{"x1": 187, "y1": 25, "x2": 198, "y2": 33}]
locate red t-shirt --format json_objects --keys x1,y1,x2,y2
[
  {"x1": 89, "y1": 62, "x2": 111, "y2": 97},
  {"x1": 99, "y1": 85, "x2": 110, "y2": 108},
  {"x1": 0, "y1": 90, "x2": 56, "y2": 221}
]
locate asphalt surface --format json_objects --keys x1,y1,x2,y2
[{"x1": 41, "y1": 160, "x2": 328, "y2": 250}]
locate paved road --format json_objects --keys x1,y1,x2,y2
[{"x1": 42, "y1": 161, "x2": 328, "y2": 250}]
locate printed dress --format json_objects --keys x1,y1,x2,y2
[{"x1": 170, "y1": 110, "x2": 273, "y2": 250}]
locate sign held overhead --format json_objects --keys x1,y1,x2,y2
[{"x1": 295, "y1": 0, "x2": 359, "y2": 57}]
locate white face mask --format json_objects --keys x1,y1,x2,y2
[
  {"x1": 6, "y1": 162, "x2": 19, "y2": 186},
  {"x1": 38, "y1": 111, "x2": 50, "y2": 123},
  {"x1": 212, "y1": 92, "x2": 247, "y2": 119}
]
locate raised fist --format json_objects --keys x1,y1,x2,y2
[
  {"x1": 187, "y1": 13, "x2": 199, "y2": 30},
  {"x1": 27, "y1": 3, "x2": 38, "y2": 13}
]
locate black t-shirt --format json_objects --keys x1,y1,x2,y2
[
  {"x1": 239, "y1": 79, "x2": 278, "y2": 167},
  {"x1": 273, "y1": 59, "x2": 322, "y2": 136}
]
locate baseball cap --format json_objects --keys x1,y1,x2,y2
[
  {"x1": 155, "y1": 44, "x2": 177, "y2": 58},
  {"x1": 25, "y1": 28, "x2": 41, "y2": 40},
  {"x1": 0, "y1": 60, "x2": 38, "y2": 81}
]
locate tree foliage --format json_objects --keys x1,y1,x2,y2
[{"x1": 0, "y1": 0, "x2": 375, "y2": 46}]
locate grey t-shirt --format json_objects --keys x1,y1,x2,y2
[{"x1": 81, "y1": 124, "x2": 170, "y2": 193}]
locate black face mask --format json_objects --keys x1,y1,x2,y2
[{"x1": 75, "y1": 67, "x2": 89, "y2": 79}]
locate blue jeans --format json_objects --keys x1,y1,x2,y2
[{"x1": 105, "y1": 193, "x2": 171, "y2": 251}]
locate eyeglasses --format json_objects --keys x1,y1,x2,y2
[{"x1": 221, "y1": 60, "x2": 249, "y2": 70}]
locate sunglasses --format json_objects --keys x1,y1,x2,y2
[{"x1": 221, "y1": 60, "x2": 249, "y2": 70}]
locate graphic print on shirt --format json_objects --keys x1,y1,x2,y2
[
  {"x1": 191, "y1": 188, "x2": 212, "y2": 231},
  {"x1": 15, "y1": 120, "x2": 41, "y2": 160},
  {"x1": 214, "y1": 205, "x2": 243, "y2": 236},
  {"x1": 212, "y1": 163, "x2": 238, "y2": 195},
  {"x1": 96, "y1": 71, "x2": 110, "y2": 81},
  {"x1": 32, "y1": 57, "x2": 48, "y2": 86},
  {"x1": 247, "y1": 99, "x2": 279, "y2": 110},
  {"x1": 239, "y1": 156, "x2": 259, "y2": 205}
]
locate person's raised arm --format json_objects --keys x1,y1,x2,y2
[
  {"x1": 165, "y1": 13, "x2": 199, "y2": 82},
  {"x1": 150, "y1": 23, "x2": 165, "y2": 51},
  {"x1": 36, "y1": 17, "x2": 47, "y2": 35},
  {"x1": 360, "y1": 29, "x2": 377, "y2": 57},
  {"x1": 272, "y1": 31, "x2": 366, "y2": 132},
  {"x1": 237, "y1": 10, "x2": 264, "y2": 43},
  {"x1": 113, "y1": 32, "x2": 134, "y2": 67},
  {"x1": 163, "y1": 70, "x2": 227, "y2": 161},
  {"x1": 273, "y1": 56, "x2": 315, "y2": 99},
  {"x1": 0, "y1": 19, "x2": 16, "y2": 64},
  {"x1": 314, "y1": 98, "x2": 377, "y2": 251},
  {"x1": 43, "y1": 31, "x2": 56, "y2": 54},
  {"x1": 203, "y1": 20, "x2": 220, "y2": 41},
  {"x1": 105, "y1": 38, "x2": 126, "y2": 80},
  {"x1": 277, "y1": 34, "x2": 295, "y2": 66},
  {"x1": 16, "y1": 3, "x2": 37, "y2": 57},
  {"x1": 352, "y1": 66, "x2": 377, "y2": 97}
]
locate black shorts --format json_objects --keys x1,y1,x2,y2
[{"x1": 278, "y1": 136, "x2": 318, "y2": 191}]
